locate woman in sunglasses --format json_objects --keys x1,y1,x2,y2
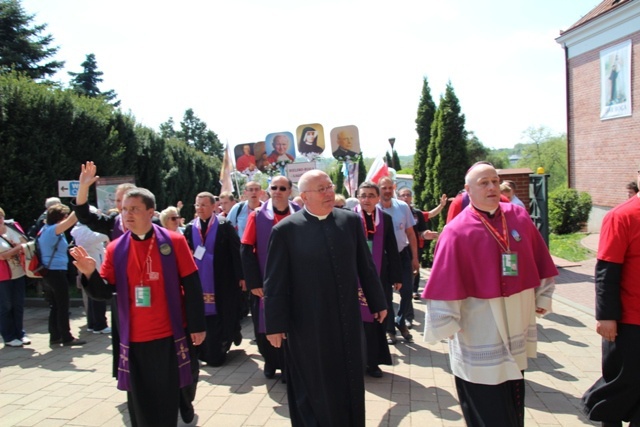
[{"x1": 160, "y1": 206, "x2": 184, "y2": 234}]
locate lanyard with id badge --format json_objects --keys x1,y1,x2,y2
[
  {"x1": 471, "y1": 206, "x2": 518, "y2": 276},
  {"x1": 134, "y1": 234, "x2": 157, "y2": 307}
]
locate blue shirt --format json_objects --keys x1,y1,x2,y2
[
  {"x1": 378, "y1": 198, "x2": 416, "y2": 253},
  {"x1": 38, "y1": 225, "x2": 68, "y2": 271}
]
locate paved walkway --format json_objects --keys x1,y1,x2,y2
[{"x1": 0, "y1": 235, "x2": 604, "y2": 426}]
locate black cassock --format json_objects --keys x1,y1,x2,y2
[{"x1": 264, "y1": 208, "x2": 387, "y2": 427}]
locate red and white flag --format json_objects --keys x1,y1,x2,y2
[{"x1": 365, "y1": 155, "x2": 389, "y2": 184}]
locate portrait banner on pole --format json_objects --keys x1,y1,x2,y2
[{"x1": 600, "y1": 40, "x2": 631, "y2": 120}]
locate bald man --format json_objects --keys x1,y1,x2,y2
[{"x1": 422, "y1": 162, "x2": 557, "y2": 426}]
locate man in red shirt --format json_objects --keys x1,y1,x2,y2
[
  {"x1": 240, "y1": 175, "x2": 300, "y2": 381},
  {"x1": 583, "y1": 169, "x2": 640, "y2": 427},
  {"x1": 71, "y1": 188, "x2": 206, "y2": 426}
]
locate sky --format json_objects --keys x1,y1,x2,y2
[{"x1": 21, "y1": 0, "x2": 600, "y2": 156}]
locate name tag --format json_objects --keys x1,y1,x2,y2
[
  {"x1": 194, "y1": 245, "x2": 206, "y2": 260},
  {"x1": 135, "y1": 286, "x2": 151, "y2": 307},
  {"x1": 502, "y1": 252, "x2": 518, "y2": 276}
]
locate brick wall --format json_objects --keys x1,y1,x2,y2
[
  {"x1": 567, "y1": 31, "x2": 640, "y2": 210},
  {"x1": 498, "y1": 168, "x2": 533, "y2": 208}
]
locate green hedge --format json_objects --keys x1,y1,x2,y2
[{"x1": 549, "y1": 187, "x2": 592, "y2": 235}]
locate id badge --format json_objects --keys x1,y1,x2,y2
[
  {"x1": 135, "y1": 286, "x2": 151, "y2": 307},
  {"x1": 367, "y1": 240, "x2": 373, "y2": 253},
  {"x1": 501, "y1": 252, "x2": 518, "y2": 276},
  {"x1": 193, "y1": 245, "x2": 206, "y2": 260}
]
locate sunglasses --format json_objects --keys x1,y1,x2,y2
[
  {"x1": 170, "y1": 216, "x2": 181, "y2": 221},
  {"x1": 270, "y1": 185, "x2": 288, "y2": 192}
]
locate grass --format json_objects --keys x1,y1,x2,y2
[{"x1": 549, "y1": 232, "x2": 595, "y2": 262}]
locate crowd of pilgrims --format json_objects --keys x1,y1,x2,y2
[{"x1": 2, "y1": 160, "x2": 555, "y2": 427}]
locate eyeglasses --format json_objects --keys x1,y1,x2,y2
[
  {"x1": 270, "y1": 185, "x2": 288, "y2": 192},
  {"x1": 398, "y1": 193, "x2": 411, "y2": 198},
  {"x1": 358, "y1": 193, "x2": 378, "y2": 200},
  {"x1": 169, "y1": 216, "x2": 181, "y2": 221},
  {"x1": 304, "y1": 184, "x2": 335, "y2": 194},
  {"x1": 245, "y1": 187, "x2": 261, "y2": 192}
]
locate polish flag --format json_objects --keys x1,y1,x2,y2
[{"x1": 365, "y1": 156, "x2": 389, "y2": 184}]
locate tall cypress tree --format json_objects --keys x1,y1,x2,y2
[
  {"x1": 429, "y1": 82, "x2": 469, "y2": 219},
  {"x1": 413, "y1": 77, "x2": 436, "y2": 209}
]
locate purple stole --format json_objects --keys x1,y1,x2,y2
[
  {"x1": 191, "y1": 216, "x2": 218, "y2": 316},
  {"x1": 354, "y1": 206, "x2": 384, "y2": 323},
  {"x1": 111, "y1": 214, "x2": 124, "y2": 240},
  {"x1": 114, "y1": 225, "x2": 192, "y2": 391},
  {"x1": 255, "y1": 200, "x2": 300, "y2": 333}
]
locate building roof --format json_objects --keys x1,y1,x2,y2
[{"x1": 562, "y1": 0, "x2": 633, "y2": 34}]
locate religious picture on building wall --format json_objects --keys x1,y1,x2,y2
[
  {"x1": 600, "y1": 39, "x2": 631, "y2": 120},
  {"x1": 330, "y1": 125, "x2": 361, "y2": 161},
  {"x1": 234, "y1": 143, "x2": 257, "y2": 176},
  {"x1": 296, "y1": 123, "x2": 325, "y2": 160}
]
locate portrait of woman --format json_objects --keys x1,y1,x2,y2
[{"x1": 297, "y1": 126, "x2": 324, "y2": 155}]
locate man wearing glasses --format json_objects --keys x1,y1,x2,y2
[
  {"x1": 183, "y1": 192, "x2": 245, "y2": 367},
  {"x1": 263, "y1": 170, "x2": 387, "y2": 426},
  {"x1": 240, "y1": 175, "x2": 300, "y2": 381}
]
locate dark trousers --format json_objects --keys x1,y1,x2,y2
[
  {"x1": 86, "y1": 296, "x2": 108, "y2": 331},
  {"x1": 394, "y1": 248, "x2": 414, "y2": 325},
  {"x1": 455, "y1": 374, "x2": 525, "y2": 427},
  {"x1": 127, "y1": 333, "x2": 199, "y2": 427},
  {"x1": 251, "y1": 294, "x2": 284, "y2": 370},
  {"x1": 582, "y1": 323, "x2": 640, "y2": 424},
  {"x1": 43, "y1": 270, "x2": 73, "y2": 343},
  {"x1": 0, "y1": 276, "x2": 26, "y2": 342}
]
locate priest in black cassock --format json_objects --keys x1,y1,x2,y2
[{"x1": 264, "y1": 170, "x2": 388, "y2": 427}]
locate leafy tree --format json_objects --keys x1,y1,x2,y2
[
  {"x1": 159, "y1": 117, "x2": 177, "y2": 139},
  {"x1": 466, "y1": 131, "x2": 488, "y2": 164},
  {"x1": 0, "y1": 0, "x2": 64, "y2": 79},
  {"x1": 413, "y1": 77, "x2": 436, "y2": 209},
  {"x1": 176, "y1": 108, "x2": 223, "y2": 158},
  {"x1": 68, "y1": 53, "x2": 120, "y2": 106},
  {"x1": 516, "y1": 126, "x2": 568, "y2": 191}
]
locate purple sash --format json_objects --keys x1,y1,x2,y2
[
  {"x1": 191, "y1": 217, "x2": 218, "y2": 315},
  {"x1": 114, "y1": 225, "x2": 192, "y2": 391},
  {"x1": 255, "y1": 200, "x2": 300, "y2": 332},
  {"x1": 355, "y1": 206, "x2": 384, "y2": 323},
  {"x1": 111, "y1": 215, "x2": 124, "y2": 240}
]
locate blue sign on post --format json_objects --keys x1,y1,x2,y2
[{"x1": 58, "y1": 180, "x2": 80, "y2": 198}]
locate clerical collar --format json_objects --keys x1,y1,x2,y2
[
  {"x1": 132, "y1": 228, "x2": 154, "y2": 241},
  {"x1": 304, "y1": 206, "x2": 330, "y2": 220},
  {"x1": 199, "y1": 216, "x2": 211, "y2": 228},
  {"x1": 273, "y1": 205, "x2": 289, "y2": 215},
  {"x1": 472, "y1": 205, "x2": 499, "y2": 219}
]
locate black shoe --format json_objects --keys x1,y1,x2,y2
[
  {"x1": 397, "y1": 324, "x2": 413, "y2": 342},
  {"x1": 386, "y1": 332, "x2": 397, "y2": 345},
  {"x1": 405, "y1": 319, "x2": 413, "y2": 330},
  {"x1": 180, "y1": 403, "x2": 195, "y2": 424},
  {"x1": 62, "y1": 338, "x2": 86, "y2": 346},
  {"x1": 49, "y1": 338, "x2": 62, "y2": 345},
  {"x1": 233, "y1": 331, "x2": 243, "y2": 346},
  {"x1": 264, "y1": 363, "x2": 276, "y2": 379},
  {"x1": 367, "y1": 366, "x2": 383, "y2": 378},
  {"x1": 412, "y1": 292, "x2": 421, "y2": 300},
  {"x1": 280, "y1": 372, "x2": 286, "y2": 384}
]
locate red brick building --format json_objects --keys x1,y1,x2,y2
[{"x1": 556, "y1": 0, "x2": 640, "y2": 231}]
